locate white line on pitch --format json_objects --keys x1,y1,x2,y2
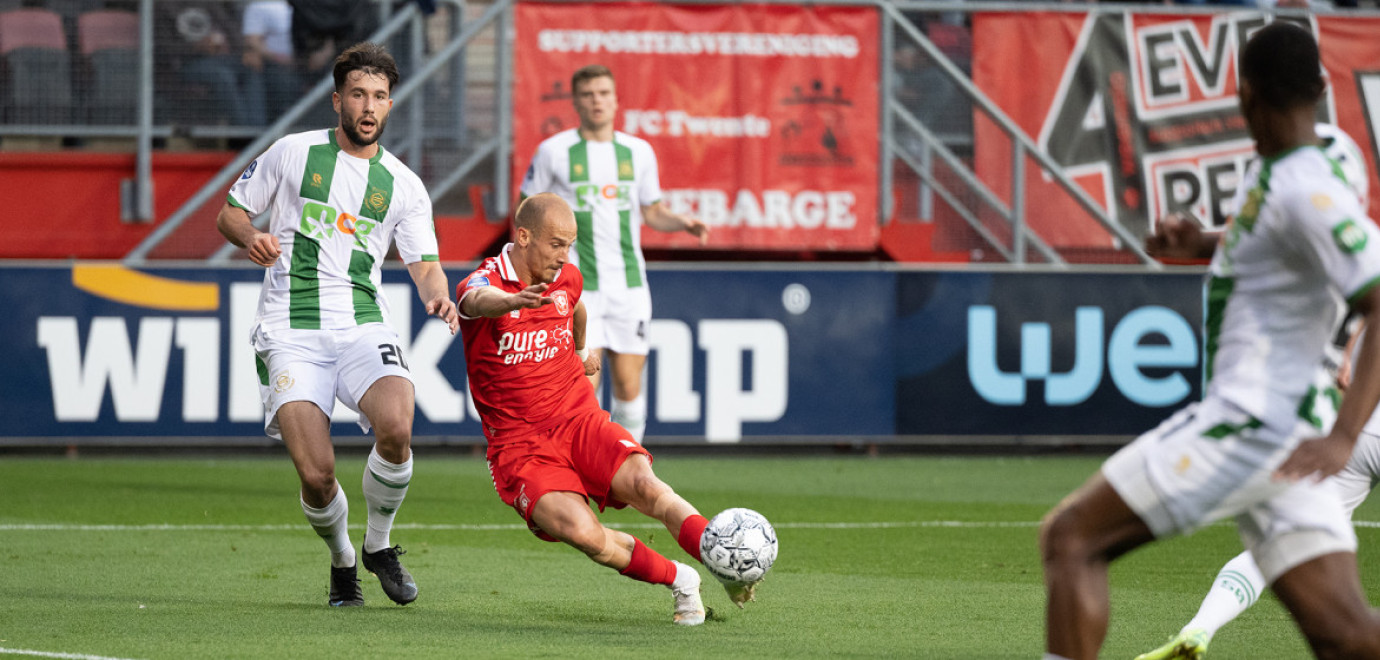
[
  {"x1": 0, "y1": 648, "x2": 143, "y2": 660},
  {"x1": 8, "y1": 520, "x2": 1378, "y2": 532},
  {"x1": 0, "y1": 521, "x2": 1039, "y2": 532}
]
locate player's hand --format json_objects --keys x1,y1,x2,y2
[
  {"x1": 509, "y1": 283, "x2": 553, "y2": 311},
  {"x1": 1275, "y1": 432, "x2": 1355, "y2": 483},
  {"x1": 245, "y1": 232, "x2": 282, "y2": 267},
  {"x1": 582, "y1": 351, "x2": 601, "y2": 376},
  {"x1": 1145, "y1": 212, "x2": 1207, "y2": 260},
  {"x1": 685, "y1": 217, "x2": 710, "y2": 245},
  {"x1": 426, "y1": 295, "x2": 459, "y2": 335}
]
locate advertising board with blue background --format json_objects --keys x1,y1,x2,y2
[{"x1": 0, "y1": 264, "x2": 1204, "y2": 444}]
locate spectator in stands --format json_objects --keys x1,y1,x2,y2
[
  {"x1": 242, "y1": 0, "x2": 300, "y2": 126},
  {"x1": 287, "y1": 0, "x2": 371, "y2": 126},
  {"x1": 157, "y1": 2, "x2": 252, "y2": 126}
]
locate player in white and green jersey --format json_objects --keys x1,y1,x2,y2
[
  {"x1": 217, "y1": 42, "x2": 459, "y2": 609},
  {"x1": 1135, "y1": 126, "x2": 1377, "y2": 660},
  {"x1": 519, "y1": 64, "x2": 709, "y2": 444},
  {"x1": 1042, "y1": 23, "x2": 1380, "y2": 660}
]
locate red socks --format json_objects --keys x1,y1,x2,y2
[
  {"x1": 619, "y1": 538, "x2": 677, "y2": 586},
  {"x1": 677, "y1": 514, "x2": 709, "y2": 562}
]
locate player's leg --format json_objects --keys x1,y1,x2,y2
[
  {"x1": 606, "y1": 350, "x2": 648, "y2": 444},
  {"x1": 258, "y1": 329, "x2": 362, "y2": 606},
  {"x1": 529, "y1": 489, "x2": 704, "y2": 625},
  {"x1": 356, "y1": 374, "x2": 416, "y2": 553},
  {"x1": 1243, "y1": 467, "x2": 1380, "y2": 659},
  {"x1": 279, "y1": 401, "x2": 362, "y2": 606},
  {"x1": 1271, "y1": 552, "x2": 1380, "y2": 658},
  {"x1": 1041, "y1": 471, "x2": 1156, "y2": 660},
  {"x1": 1134, "y1": 551, "x2": 1263, "y2": 660},
  {"x1": 340, "y1": 326, "x2": 420, "y2": 605},
  {"x1": 609, "y1": 453, "x2": 708, "y2": 560},
  {"x1": 604, "y1": 288, "x2": 652, "y2": 443}
]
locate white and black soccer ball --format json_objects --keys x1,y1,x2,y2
[{"x1": 699, "y1": 508, "x2": 778, "y2": 584}]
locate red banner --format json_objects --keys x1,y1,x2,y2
[
  {"x1": 512, "y1": 2, "x2": 880, "y2": 251},
  {"x1": 973, "y1": 13, "x2": 1380, "y2": 247}
]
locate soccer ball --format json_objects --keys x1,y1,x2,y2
[{"x1": 699, "y1": 508, "x2": 778, "y2": 584}]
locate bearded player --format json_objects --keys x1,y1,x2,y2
[{"x1": 453, "y1": 193, "x2": 757, "y2": 625}]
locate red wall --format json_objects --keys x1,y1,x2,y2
[
  {"x1": 3, "y1": 151, "x2": 234, "y2": 260},
  {"x1": 1, "y1": 152, "x2": 506, "y2": 262}
]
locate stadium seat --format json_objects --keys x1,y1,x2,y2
[
  {"x1": 0, "y1": 8, "x2": 72, "y2": 124},
  {"x1": 77, "y1": 9, "x2": 138, "y2": 124}
]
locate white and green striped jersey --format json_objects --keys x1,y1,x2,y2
[
  {"x1": 1206, "y1": 143, "x2": 1380, "y2": 432},
  {"x1": 227, "y1": 129, "x2": 438, "y2": 331},
  {"x1": 520, "y1": 128, "x2": 662, "y2": 292}
]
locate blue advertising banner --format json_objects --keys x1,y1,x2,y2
[
  {"x1": 894, "y1": 271, "x2": 1205, "y2": 436},
  {"x1": 0, "y1": 264, "x2": 1207, "y2": 444}
]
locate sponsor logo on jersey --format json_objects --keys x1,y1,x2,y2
[
  {"x1": 1333, "y1": 219, "x2": 1368, "y2": 254},
  {"x1": 575, "y1": 183, "x2": 632, "y2": 211},
  {"x1": 466, "y1": 275, "x2": 491, "y2": 290},
  {"x1": 240, "y1": 160, "x2": 258, "y2": 180},
  {"x1": 300, "y1": 202, "x2": 377, "y2": 247},
  {"x1": 497, "y1": 329, "x2": 560, "y2": 364},
  {"x1": 552, "y1": 290, "x2": 570, "y2": 316}
]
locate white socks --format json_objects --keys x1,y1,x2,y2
[
  {"x1": 300, "y1": 484, "x2": 355, "y2": 568},
  {"x1": 611, "y1": 393, "x2": 647, "y2": 444},
  {"x1": 362, "y1": 446, "x2": 412, "y2": 553},
  {"x1": 1184, "y1": 550, "x2": 1266, "y2": 640}
]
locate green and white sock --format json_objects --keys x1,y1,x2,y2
[
  {"x1": 362, "y1": 447, "x2": 412, "y2": 553},
  {"x1": 1185, "y1": 550, "x2": 1264, "y2": 640},
  {"x1": 301, "y1": 484, "x2": 355, "y2": 568}
]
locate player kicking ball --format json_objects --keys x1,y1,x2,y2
[{"x1": 453, "y1": 193, "x2": 757, "y2": 624}]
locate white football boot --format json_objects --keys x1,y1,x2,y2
[{"x1": 670, "y1": 561, "x2": 705, "y2": 626}]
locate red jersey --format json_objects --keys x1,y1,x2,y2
[{"x1": 456, "y1": 243, "x2": 599, "y2": 440}]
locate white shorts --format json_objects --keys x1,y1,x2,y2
[
  {"x1": 252, "y1": 323, "x2": 414, "y2": 440},
  {"x1": 1333, "y1": 430, "x2": 1380, "y2": 515},
  {"x1": 583, "y1": 287, "x2": 652, "y2": 355},
  {"x1": 1104, "y1": 398, "x2": 1356, "y2": 583}
]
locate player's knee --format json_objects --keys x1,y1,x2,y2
[
  {"x1": 566, "y1": 523, "x2": 609, "y2": 559},
  {"x1": 1039, "y1": 507, "x2": 1093, "y2": 566},
  {"x1": 371, "y1": 416, "x2": 412, "y2": 451},
  {"x1": 299, "y1": 470, "x2": 337, "y2": 502}
]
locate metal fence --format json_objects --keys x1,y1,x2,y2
[{"x1": 4, "y1": 0, "x2": 1372, "y2": 265}]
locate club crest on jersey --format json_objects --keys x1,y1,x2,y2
[
  {"x1": 552, "y1": 290, "x2": 569, "y2": 316},
  {"x1": 364, "y1": 186, "x2": 390, "y2": 216}
]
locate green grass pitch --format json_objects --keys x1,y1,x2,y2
[{"x1": 2, "y1": 453, "x2": 1378, "y2": 659}]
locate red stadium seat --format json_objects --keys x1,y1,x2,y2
[
  {"x1": 0, "y1": 8, "x2": 72, "y2": 124},
  {"x1": 76, "y1": 9, "x2": 137, "y2": 55},
  {"x1": 77, "y1": 9, "x2": 138, "y2": 124}
]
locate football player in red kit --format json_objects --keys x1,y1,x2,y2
[{"x1": 455, "y1": 193, "x2": 756, "y2": 625}]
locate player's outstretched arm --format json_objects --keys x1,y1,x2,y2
[
  {"x1": 407, "y1": 260, "x2": 459, "y2": 335},
  {"x1": 460, "y1": 284, "x2": 553, "y2": 319},
  {"x1": 642, "y1": 202, "x2": 709, "y2": 245},
  {"x1": 1145, "y1": 212, "x2": 1219, "y2": 262},
  {"x1": 216, "y1": 202, "x2": 280, "y2": 267},
  {"x1": 1279, "y1": 285, "x2": 1380, "y2": 483}
]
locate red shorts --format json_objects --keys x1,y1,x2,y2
[{"x1": 485, "y1": 409, "x2": 651, "y2": 541}]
